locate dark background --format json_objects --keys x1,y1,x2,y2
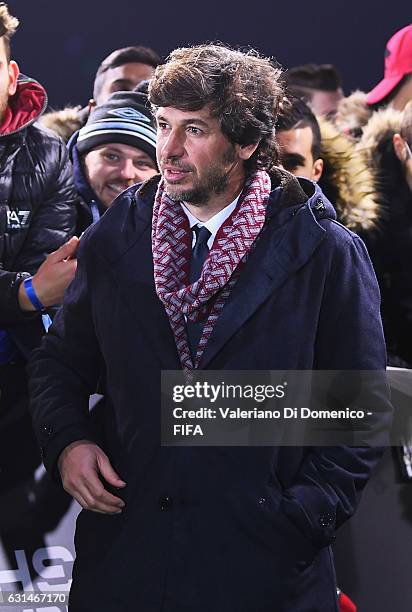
[{"x1": 9, "y1": 1, "x2": 412, "y2": 108}]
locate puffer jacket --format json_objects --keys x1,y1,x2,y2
[{"x1": 0, "y1": 74, "x2": 77, "y2": 326}]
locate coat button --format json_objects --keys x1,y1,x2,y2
[{"x1": 159, "y1": 496, "x2": 173, "y2": 511}]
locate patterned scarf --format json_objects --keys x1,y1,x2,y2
[{"x1": 152, "y1": 169, "x2": 272, "y2": 371}]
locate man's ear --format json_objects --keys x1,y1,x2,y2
[
  {"x1": 7, "y1": 60, "x2": 19, "y2": 96},
  {"x1": 236, "y1": 141, "x2": 260, "y2": 161},
  {"x1": 311, "y1": 158, "x2": 324, "y2": 182},
  {"x1": 393, "y1": 133, "x2": 407, "y2": 162}
]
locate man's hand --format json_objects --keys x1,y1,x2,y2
[
  {"x1": 58, "y1": 440, "x2": 127, "y2": 514},
  {"x1": 18, "y1": 237, "x2": 79, "y2": 311}
]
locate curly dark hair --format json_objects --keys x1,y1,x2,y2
[{"x1": 149, "y1": 43, "x2": 283, "y2": 173}]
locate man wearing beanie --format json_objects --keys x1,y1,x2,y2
[{"x1": 69, "y1": 90, "x2": 158, "y2": 231}]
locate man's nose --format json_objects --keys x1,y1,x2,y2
[
  {"x1": 159, "y1": 130, "x2": 185, "y2": 160},
  {"x1": 119, "y1": 158, "x2": 138, "y2": 181}
]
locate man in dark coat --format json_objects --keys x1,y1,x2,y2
[{"x1": 29, "y1": 44, "x2": 391, "y2": 612}]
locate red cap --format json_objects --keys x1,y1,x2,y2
[
  {"x1": 338, "y1": 591, "x2": 357, "y2": 612},
  {"x1": 366, "y1": 24, "x2": 412, "y2": 105}
]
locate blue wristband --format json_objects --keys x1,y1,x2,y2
[{"x1": 23, "y1": 277, "x2": 46, "y2": 311}]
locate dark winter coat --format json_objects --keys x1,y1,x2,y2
[
  {"x1": 29, "y1": 171, "x2": 391, "y2": 612},
  {"x1": 0, "y1": 75, "x2": 77, "y2": 328}
]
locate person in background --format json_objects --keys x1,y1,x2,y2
[
  {"x1": 0, "y1": 2, "x2": 79, "y2": 574},
  {"x1": 40, "y1": 45, "x2": 161, "y2": 143},
  {"x1": 335, "y1": 24, "x2": 412, "y2": 139},
  {"x1": 276, "y1": 95, "x2": 324, "y2": 181},
  {"x1": 334, "y1": 102, "x2": 412, "y2": 610},
  {"x1": 68, "y1": 90, "x2": 158, "y2": 231},
  {"x1": 276, "y1": 95, "x2": 379, "y2": 235},
  {"x1": 283, "y1": 63, "x2": 344, "y2": 117},
  {"x1": 366, "y1": 24, "x2": 412, "y2": 112},
  {"x1": 358, "y1": 103, "x2": 412, "y2": 367}
]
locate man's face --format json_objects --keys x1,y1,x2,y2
[
  {"x1": 96, "y1": 62, "x2": 156, "y2": 105},
  {"x1": 83, "y1": 142, "x2": 157, "y2": 208},
  {"x1": 308, "y1": 88, "x2": 343, "y2": 117},
  {"x1": 156, "y1": 106, "x2": 245, "y2": 206},
  {"x1": 277, "y1": 126, "x2": 323, "y2": 182},
  {"x1": 0, "y1": 37, "x2": 19, "y2": 123}
]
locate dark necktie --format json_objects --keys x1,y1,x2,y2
[{"x1": 187, "y1": 224, "x2": 212, "y2": 359}]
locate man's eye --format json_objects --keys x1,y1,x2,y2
[
  {"x1": 135, "y1": 161, "x2": 153, "y2": 169},
  {"x1": 157, "y1": 122, "x2": 169, "y2": 130},
  {"x1": 187, "y1": 126, "x2": 202, "y2": 135},
  {"x1": 103, "y1": 154, "x2": 120, "y2": 162}
]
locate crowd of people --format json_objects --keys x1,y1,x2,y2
[{"x1": 0, "y1": 1, "x2": 410, "y2": 610}]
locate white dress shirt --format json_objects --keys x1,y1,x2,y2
[{"x1": 181, "y1": 194, "x2": 241, "y2": 250}]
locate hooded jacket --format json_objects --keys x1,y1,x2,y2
[
  {"x1": 317, "y1": 115, "x2": 381, "y2": 234},
  {"x1": 333, "y1": 90, "x2": 373, "y2": 140},
  {"x1": 0, "y1": 75, "x2": 77, "y2": 327},
  {"x1": 356, "y1": 107, "x2": 412, "y2": 366}
]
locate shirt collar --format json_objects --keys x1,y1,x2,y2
[{"x1": 181, "y1": 194, "x2": 241, "y2": 248}]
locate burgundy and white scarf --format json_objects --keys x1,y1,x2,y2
[{"x1": 152, "y1": 169, "x2": 271, "y2": 371}]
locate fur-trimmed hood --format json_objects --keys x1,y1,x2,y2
[
  {"x1": 355, "y1": 107, "x2": 406, "y2": 223},
  {"x1": 317, "y1": 115, "x2": 381, "y2": 232},
  {"x1": 334, "y1": 90, "x2": 373, "y2": 140},
  {"x1": 357, "y1": 106, "x2": 402, "y2": 155},
  {"x1": 39, "y1": 106, "x2": 88, "y2": 143}
]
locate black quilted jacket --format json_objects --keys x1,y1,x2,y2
[{"x1": 0, "y1": 75, "x2": 77, "y2": 326}]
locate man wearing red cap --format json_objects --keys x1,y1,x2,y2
[
  {"x1": 335, "y1": 24, "x2": 412, "y2": 139},
  {"x1": 366, "y1": 24, "x2": 412, "y2": 110}
]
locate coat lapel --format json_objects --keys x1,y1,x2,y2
[
  {"x1": 104, "y1": 178, "x2": 181, "y2": 370},
  {"x1": 198, "y1": 196, "x2": 327, "y2": 369}
]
